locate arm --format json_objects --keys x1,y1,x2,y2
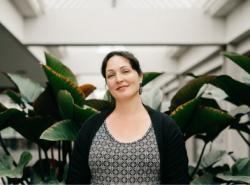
[
  {"x1": 164, "y1": 119, "x2": 189, "y2": 184},
  {"x1": 66, "y1": 124, "x2": 91, "y2": 184}
]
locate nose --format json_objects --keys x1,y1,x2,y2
[{"x1": 115, "y1": 73, "x2": 124, "y2": 83}]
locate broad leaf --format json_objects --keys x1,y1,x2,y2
[
  {"x1": 10, "y1": 116, "x2": 55, "y2": 151},
  {"x1": 84, "y1": 99, "x2": 112, "y2": 111},
  {"x1": 212, "y1": 75, "x2": 250, "y2": 106},
  {"x1": 223, "y1": 51, "x2": 250, "y2": 75},
  {"x1": 142, "y1": 72, "x2": 162, "y2": 86},
  {"x1": 73, "y1": 104, "x2": 97, "y2": 124},
  {"x1": 185, "y1": 106, "x2": 234, "y2": 141},
  {"x1": 43, "y1": 65, "x2": 84, "y2": 106},
  {"x1": 216, "y1": 174, "x2": 250, "y2": 184},
  {"x1": 57, "y1": 90, "x2": 74, "y2": 119},
  {"x1": 200, "y1": 150, "x2": 227, "y2": 169},
  {"x1": 6, "y1": 73, "x2": 44, "y2": 103},
  {"x1": 170, "y1": 76, "x2": 216, "y2": 111},
  {"x1": 232, "y1": 158, "x2": 250, "y2": 176},
  {"x1": 0, "y1": 151, "x2": 32, "y2": 178},
  {"x1": 170, "y1": 98, "x2": 200, "y2": 132},
  {"x1": 0, "y1": 108, "x2": 25, "y2": 131},
  {"x1": 78, "y1": 84, "x2": 96, "y2": 98},
  {"x1": 45, "y1": 52, "x2": 78, "y2": 84},
  {"x1": 33, "y1": 85, "x2": 60, "y2": 118},
  {"x1": 40, "y1": 120, "x2": 78, "y2": 141},
  {"x1": 191, "y1": 173, "x2": 215, "y2": 185}
]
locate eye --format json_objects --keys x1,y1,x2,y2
[
  {"x1": 122, "y1": 69, "x2": 130, "y2": 73},
  {"x1": 107, "y1": 74, "x2": 115, "y2": 78}
]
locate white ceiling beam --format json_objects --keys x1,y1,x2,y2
[
  {"x1": 202, "y1": 0, "x2": 244, "y2": 17},
  {"x1": 10, "y1": 0, "x2": 44, "y2": 18}
]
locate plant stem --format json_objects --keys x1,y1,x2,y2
[
  {"x1": 1, "y1": 177, "x2": 6, "y2": 185},
  {"x1": 190, "y1": 141, "x2": 207, "y2": 179},
  {"x1": 237, "y1": 130, "x2": 250, "y2": 147}
]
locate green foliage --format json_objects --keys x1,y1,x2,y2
[{"x1": 0, "y1": 151, "x2": 32, "y2": 178}]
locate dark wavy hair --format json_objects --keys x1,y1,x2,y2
[{"x1": 101, "y1": 51, "x2": 142, "y2": 79}]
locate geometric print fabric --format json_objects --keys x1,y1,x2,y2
[{"x1": 88, "y1": 122, "x2": 160, "y2": 184}]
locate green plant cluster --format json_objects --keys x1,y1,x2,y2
[{"x1": 0, "y1": 51, "x2": 249, "y2": 184}]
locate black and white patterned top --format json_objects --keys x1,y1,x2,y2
[{"x1": 88, "y1": 121, "x2": 160, "y2": 185}]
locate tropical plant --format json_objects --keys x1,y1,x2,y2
[
  {"x1": 168, "y1": 51, "x2": 250, "y2": 184},
  {"x1": 0, "y1": 52, "x2": 162, "y2": 184}
]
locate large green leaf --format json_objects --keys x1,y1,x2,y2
[
  {"x1": 170, "y1": 98, "x2": 200, "y2": 132},
  {"x1": 73, "y1": 104, "x2": 97, "y2": 124},
  {"x1": 33, "y1": 85, "x2": 60, "y2": 118},
  {"x1": 223, "y1": 51, "x2": 250, "y2": 75},
  {"x1": 170, "y1": 75, "x2": 216, "y2": 111},
  {"x1": 0, "y1": 103, "x2": 7, "y2": 112},
  {"x1": 78, "y1": 84, "x2": 96, "y2": 98},
  {"x1": 216, "y1": 174, "x2": 250, "y2": 184},
  {"x1": 232, "y1": 158, "x2": 250, "y2": 176},
  {"x1": 43, "y1": 65, "x2": 84, "y2": 106},
  {"x1": 0, "y1": 151, "x2": 32, "y2": 178},
  {"x1": 83, "y1": 99, "x2": 112, "y2": 111},
  {"x1": 191, "y1": 173, "x2": 216, "y2": 185},
  {"x1": 142, "y1": 72, "x2": 162, "y2": 86},
  {"x1": 40, "y1": 120, "x2": 78, "y2": 141},
  {"x1": 185, "y1": 106, "x2": 234, "y2": 141},
  {"x1": 212, "y1": 75, "x2": 250, "y2": 106},
  {"x1": 0, "y1": 108, "x2": 25, "y2": 131},
  {"x1": 57, "y1": 90, "x2": 74, "y2": 119},
  {"x1": 10, "y1": 116, "x2": 55, "y2": 151},
  {"x1": 45, "y1": 52, "x2": 78, "y2": 84},
  {"x1": 200, "y1": 150, "x2": 227, "y2": 169},
  {"x1": 6, "y1": 73, "x2": 44, "y2": 103}
]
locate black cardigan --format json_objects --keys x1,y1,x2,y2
[{"x1": 66, "y1": 105, "x2": 189, "y2": 184}]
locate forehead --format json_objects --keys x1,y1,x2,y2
[{"x1": 106, "y1": 55, "x2": 131, "y2": 71}]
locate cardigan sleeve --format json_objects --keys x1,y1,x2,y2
[
  {"x1": 163, "y1": 118, "x2": 189, "y2": 184},
  {"x1": 66, "y1": 122, "x2": 92, "y2": 184}
]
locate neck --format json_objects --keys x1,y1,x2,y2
[{"x1": 114, "y1": 95, "x2": 145, "y2": 115}]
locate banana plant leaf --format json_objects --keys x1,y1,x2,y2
[
  {"x1": 40, "y1": 120, "x2": 78, "y2": 141},
  {"x1": 200, "y1": 150, "x2": 227, "y2": 169},
  {"x1": 45, "y1": 52, "x2": 78, "y2": 84},
  {"x1": 0, "y1": 151, "x2": 32, "y2": 178},
  {"x1": 191, "y1": 173, "x2": 215, "y2": 185},
  {"x1": 57, "y1": 90, "x2": 74, "y2": 119},
  {"x1": 170, "y1": 98, "x2": 200, "y2": 132},
  {"x1": 3, "y1": 89, "x2": 25, "y2": 108},
  {"x1": 211, "y1": 75, "x2": 250, "y2": 106},
  {"x1": 216, "y1": 174, "x2": 250, "y2": 184},
  {"x1": 142, "y1": 72, "x2": 162, "y2": 86},
  {"x1": 223, "y1": 51, "x2": 250, "y2": 75},
  {"x1": 0, "y1": 103, "x2": 7, "y2": 113},
  {"x1": 185, "y1": 106, "x2": 234, "y2": 141},
  {"x1": 10, "y1": 116, "x2": 56, "y2": 151},
  {"x1": 78, "y1": 84, "x2": 96, "y2": 98},
  {"x1": 43, "y1": 65, "x2": 84, "y2": 106},
  {"x1": 0, "y1": 108, "x2": 25, "y2": 131},
  {"x1": 73, "y1": 104, "x2": 97, "y2": 124},
  {"x1": 33, "y1": 85, "x2": 60, "y2": 119},
  {"x1": 83, "y1": 99, "x2": 112, "y2": 111},
  {"x1": 5, "y1": 73, "x2": 44, "y2": 103},
  {"x1": 170, "y1": 75, "x2": 216, "y2": 111}
]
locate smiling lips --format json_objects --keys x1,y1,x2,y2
[{"x1": 116, "y1": 85, "x2": 129, "y2": 90}]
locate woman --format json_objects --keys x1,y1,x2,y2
[{"x1": 66, "y1": 51, "x2": 189, "y2": 184}]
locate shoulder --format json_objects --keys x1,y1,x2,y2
[{"x1": 146, "y1": 105, "x2": 183, "y2": 136}]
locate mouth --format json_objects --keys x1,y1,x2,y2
[{"x1": 116, "y1": 85, "x2": 129, "y2": 90}]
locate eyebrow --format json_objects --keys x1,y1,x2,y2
[{"x1": 106, "y1": 66, "x2": 130, "y2": 72}]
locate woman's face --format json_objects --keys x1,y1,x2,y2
[{"x1": 105, "y1": 55, "x2": 142, "y2": 101}]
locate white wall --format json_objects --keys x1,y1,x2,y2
[
  {"x1": 0, "y1": 0, "x2": 24, "y2": 41},
  {"x1": 23, "y1": 9, "x2": 225, "y2": 45}
]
